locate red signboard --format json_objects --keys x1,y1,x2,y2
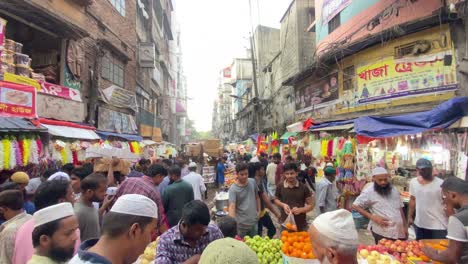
[
  {"x1": 39, "y1": 81, "x2": 82, "y2": 102},
  {"x1": 0, "y1": 81, "x2": 37, "y2": 118}
]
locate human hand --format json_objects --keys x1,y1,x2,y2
[
  {"x1": 291, "y1": 207, "x2": 302, "y2": 215},
  {"x1": 101, "y1": 195, "x2": 115, "y2": 210},
  {"x1": 184, "y1": 254, "x2": 201, "y2": 264},
  {"x1": 422, "y1": 246, "x2": 438, "y2": 259},
  {"x1": 408, "y1": 218, "x2": 414, "y2": 226},
  {"x1": 371, "y1": 214, "x2": 390, "y2": 227},
  {"x1": 282, "y1": 204, "x2": 291, "y2": 215}
]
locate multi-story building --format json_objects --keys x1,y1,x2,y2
[
  {"x1": 0, "y1": 0, "x2": 181, "y2": 144},
  {"x1": 285, "y1": 0, "x2": 468, "y2": 122}
]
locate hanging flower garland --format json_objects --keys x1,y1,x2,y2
[
  {"x1": 2, "y1": 138, "x2": 11, "y2": 170},
  {"x1": 9, "y1": 138, "x2": 16, "y2": 170},
  {"x1": 23, "y1": 138, "x2": 31, "y2": 166},
  {"x1": 0, "y1": 138, "x2": 3, "y2": 170},
  {"x1": 15, "y1": 139, "x2": 24, "y2": 167},
  {"x1": 30, "y1": 139, "x2": 39, "y2": 164}
]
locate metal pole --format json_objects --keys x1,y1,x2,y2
[{"x1": 249, "y1": 35, "x2": 261, "y2": 134}]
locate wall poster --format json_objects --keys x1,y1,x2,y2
[{"x1": 295, "y1": 71, "x2": 339, "y2": 114}]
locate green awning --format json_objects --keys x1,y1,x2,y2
[{"x1": 280, "y1": 132, "x2": 297, "y2": 140}]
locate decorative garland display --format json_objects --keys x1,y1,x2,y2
[{"x1": 0, "y1": 136, "x2": 42, "y2": 170}]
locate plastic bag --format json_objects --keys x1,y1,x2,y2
[{"x1": 282, "y1": 213, "x2": 298, "y2": 231}]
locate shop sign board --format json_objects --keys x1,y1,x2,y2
[
  {"x1": 295, "y1": 72, "x2": 339, "y2": 114},
  {"x1": 0, "y1": 81, "x2": 36, "y2": 118},
  {"x1": 37, "y1": 94, "x2": 85, "y2": 122},
  {"x1": 356, "y1": 51, "x2": 458, "y2": 104},
  {"x1": 98, "y1": 107, "x2": 138, "y2": 134},
  {"x1": 2, "y1": 72, "x2": 82, "y2": 102},
  {"x1": 321, "y1": 0, "x2": 352, "y2": 25},
  {"x1": 39, "y1": 81, "x2": 82, "y2": 102},
  {"x1": 101, "y1": 85, "x2": 138, "y2": 112}
]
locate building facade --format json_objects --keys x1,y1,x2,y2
[{"x1": 286, "y1": 0, "x2": 467, "y2": 123}]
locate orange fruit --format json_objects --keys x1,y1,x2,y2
[
  {"x1": 281, "y1": 230, "x2": 289, "y2": 237},
  {"x1": 285, "y1": 223, "x2": 293, "y2": 229},
  {"x1": 301, "y1": 252, "x2": 308, "y2": 259},
  {"x1": 307, "y1": 252, "x2": 314, "y2": 259},
  {"x1": 291, "y1": 224, "x2": 298, "y2": 231},
  {"x1": 303, "y1": 244, "x2": 312, "y2": 252}
]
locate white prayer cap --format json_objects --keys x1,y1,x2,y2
[
  {"x1": 250, "y1": 157, "x2": 260, "y2": 163},
  {"x1": 312, "y1": 209, "x2": 358, "y2": 245},
  {"x1": 372, "y1": 167, "x2": 388, "y2": 176},
  {"x1": 47, "y1": 172, "x2": 70, "y2": 182},
  {"x1": 188, "y1": 162, "x2": 197, "y2": 168},
  {"x1": 33, "y1": 202, "x2": 75, "y2": 228},
  {"x1": 110, "y1": 194, "x2": 158, "y2": 219},
  {"x1": 326, "y1": 162, "x2": 334, "y2": 167}
]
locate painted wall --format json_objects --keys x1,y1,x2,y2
[{"x1": 315, "y1": 0, "x2": 443, "y2": 55}]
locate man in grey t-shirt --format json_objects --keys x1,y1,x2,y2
[
  {"x1": 228, "y1": 163, "x2": 260, "y2": 238},
  {"x1": 422, "y1": 177, "x2": 468, "y2": 264},
  {"x1": 74, "y1": 174, "x2": 107, "y2": 241}
]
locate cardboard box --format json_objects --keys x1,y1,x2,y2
[
  {"x1": 202, "y1": 139, "x2": 220, "y2": 150},
  {"x1": 185, "y1": 144, "x2": 202, "y2": 156}
]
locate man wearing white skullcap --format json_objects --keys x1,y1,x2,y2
[
  {"x1": 47, "y1": 172, "x2": 71, "y2": 182},
  {"x1": 28, "y1": 203, "x2": 78, "y2": 264},
  {"x1": 352, "y1": 167, "x2": 408, "y2": 244},
  {"x1": 68, "y1": 194, "x2": 158, "y2": 264},
  {"x1": 308, "y1": 209, "x2": 359, "y2": 264}
]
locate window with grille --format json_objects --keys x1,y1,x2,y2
[
  {"x1": 343, "y1": 66, "x2": 355, "y2": 91},
  {"x1": 328, "y1": 13, "x2": 341, "y2": 33},
  {"x1": 110, "y1": 0, "x2": 126, "y2": 16},
  {"x1": 102, "y1": 54, "x2": 125, "y2": 87}
]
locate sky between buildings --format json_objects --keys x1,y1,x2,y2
[{"x1": 176, "y1": 0, "x2": 293, "y2": 132}]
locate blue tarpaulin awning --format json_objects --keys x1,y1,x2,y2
[
  {"x1": 0, "y1": 117, "x2": 46, "y2": 132},
  {"x1": 309, "y1": 119, "x2": 355, "y2": 130},
  {"x1": 354, "y1": 97, "x2": 468, "y2": 138},
  {"x1": 96, "y1": 131, "x2": 143, "y2": 142},
  {"x1": 280, "y1": 132, "x2": 297, "y2": 140}
]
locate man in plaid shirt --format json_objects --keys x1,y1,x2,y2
[{"x1": 113, "y1": 164, "x2": 169, "y2": 235}]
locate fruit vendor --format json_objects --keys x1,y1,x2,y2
[
  {"x1": 228, "y1": 163, "x2": 260, "y2": 237},
  {"x1": 308, "y1": 209, "x2": 359, "y2": 264},
  {"x1": 156, "y1": 201, "x2": 223, "y2": 264},
  {"x1": 352, "y1": 167, "x2": 408, "y2": 244},
  {"x1": 408, "y1": 159, "x2": 448, "y2": 240},
  {"x1": 422, "y1": 177, "x2": 468, "y2": 264},
  {"x1": 273, "y1": 162, "x2": 314, "y2": 232},
  {"x1": 69, "y1": 194, "x2": 158, "y2": 264}
]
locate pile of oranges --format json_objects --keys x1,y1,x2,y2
[{"x1": 280, "y1": 230, "x2": 315, "y2": 259}]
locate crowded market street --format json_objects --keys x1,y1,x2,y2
[{"x1": 1, "y1": 0, "x2": 468, "y2": 264}]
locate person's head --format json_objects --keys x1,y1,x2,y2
[
  {"x1": 188, "y1": 162, "x2": 197, "y2": 172},
  {"x1": 81, "y1": 163, "x2": 94, "y2": 176},
  {"x1": 416, "y1": 158, "x2": 433, "y2": 181},
  {"x1": 217, "y1": 216, "x2": 237, "y2": 238},
  {"x1": 61, "y1": 163, "x2": 75, "y2": 176},
  {"x1": 180, "y1": 200, "x2": 210, "y2": 242},
  {"x1": 168, "y1": 165, "x2": 182, "y2": 183},
  {"x1": 285, "y1": 156, "x2": 293, "y2": 163},
  {"x1": 324, "y1": 166, "x2": 337, "y2": 182},
  {"x1": 248, "y1": 162, "x2": 264, "y2": 179},
  {"x1": 441, "y1": 177, "x2": 468, "y2": 211},
  {"x1": 32, "y1": 203, "x2": 78, "y2": 262},
  {"x1": 43, "y1": 169, "x2": 58, "y2": 181},
  {"x1": 372, "y1": 167, "x2": 392, "y2": 197},
  {"x1": 283, "y1": 162, "x2": 298, "y2": 185},
  {"x1": 309, "y1": 209, "x2": 358, "y2": 264},
  {"x1": 161, "y1": 159, "x2": 172, "y2": 170},
  {"x1": 273, "y1": 153, "x2": 281, "y2": 164},
  {"x1": 138, "y1": 159, "x2": 151, "y2": 172},
  {"x1": 146, "y1": 164, "x2": 168, "y2": 186},
  {"x1": 0, "y1": 190, "x2": 24, "y2": 221},
  {"x1": 221, "y1": 156, "x2": 227, "y2": 164},
  {"x1": 102, "y1": 194, "x2": 158, "y2": 263},
  {"x1": 70, "y1": 167, "x2": 90, "y2": 194},
  {"x1": 259, "y1": 152, "x2": 268, "y2": 163},
  {"x1": 10, "y1": 171, "x2": 29, "y2": 191},
  {"x1": 235, "y1": 163, "x2": 249, "y2": 185},
  {"x1": 80, "y1": 173, "x2": 107, "y2": 203},
  {"x1": 34, "y1": 180, "x2": 74, "y2": 210}
]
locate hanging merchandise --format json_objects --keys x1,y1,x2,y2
[
  {"x1": 320, "y1": 140, "x2": 328, "y2": 157},
  {"x1": 0, "y1": 135, "x2": 43, "y2": 170}
]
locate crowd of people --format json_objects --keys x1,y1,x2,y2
[{"x1": 0, "y1": 152, "x2": 466, "y2": 264}]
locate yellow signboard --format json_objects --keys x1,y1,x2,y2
[
  {"x1": 3, "y1": 72, "x2": 41, "y2": 91},
  {"x1": 356, "y1": 51, "x2": 457, "y2": 104}
]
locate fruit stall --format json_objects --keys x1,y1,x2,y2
[{"x1": 358, "y1": 239, "x2": 448, "y2": 264}]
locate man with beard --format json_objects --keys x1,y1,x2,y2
[
  {"x1": 352, "y1": 167, "x2": 408, "y2": 243},
  {"x1": 28, "y1": 203, "x2": 78, "y2": 264},
  {"x1": 308, "y1": 209, "x2": 359, "y2": 264},
  {"x1": 74, "y1": 174, "x2": 108, "y2": 241},
  {"x1": 162, "y1": 165, "x2": 194, "y2": 227},
  {"x1": 408, "y1": 159, "x2": 447, "y2": 240}
]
